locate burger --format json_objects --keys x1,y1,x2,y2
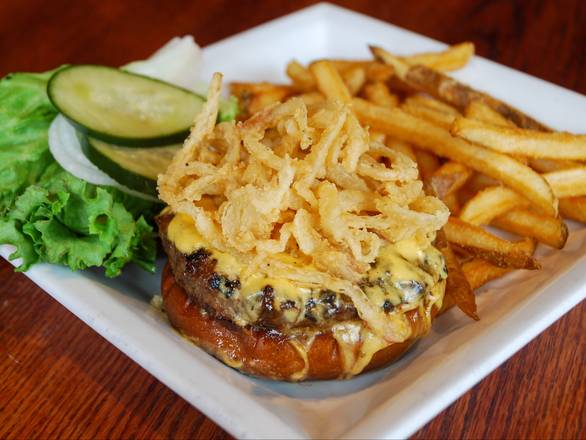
[{"x1": 156, "y1": 73, "x2": 450, "y2": 381}]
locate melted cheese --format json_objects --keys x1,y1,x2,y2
[
  {"x1": 365, "y1": 237, "x2": 444, "y2": 305},
  {"x1": 351, "y1": 327, "x2": 390, "y2": 376},
  {"x1": 331, "y1": 322, "x2": 361, "y2": 373},
  {"x1": 287, "y1": 336, "x2": 314, "y2": 381},
  {"x1": 168, "y1": 213, "x2": 243, "y2": 276},
  {"x1": 330, "y1": 322, "x2": 399, "y2": 378}
]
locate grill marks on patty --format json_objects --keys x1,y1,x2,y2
[
  {"x1": 156, "y1": 214, "x2": 358, "y2": 331},
  {"x1": 207, "y1": 273, "x2": 241, "y2": 298},
  {"x1": 185, "y1": 248, "x2": 211, "y2": 273}
]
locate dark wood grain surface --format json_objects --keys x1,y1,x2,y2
[{"x1": 1, "y1": 1, "x2": 585, "y2": 438}]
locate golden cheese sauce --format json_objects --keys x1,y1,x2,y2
[
  {"x1": 168, "y1": 213, "x2": 243, "y2": 274},
  {"x1": 330, "y1": 321, "x2": 389, "y2": 378},
  {"x1": 362, "y1": 237, "x2": 445, "y2": 313},
  {"x1": 167, "y1": 212, "x2": 447, "y2": 378},
  {"x1": 287, "y1": 336, "x2": 314, "y2": 381}
]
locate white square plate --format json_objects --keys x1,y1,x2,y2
[{"x1": 3, "y1": 3, "x2": 586, "y2": 438}]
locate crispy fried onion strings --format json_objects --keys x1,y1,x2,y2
[{"x1": 158, "y1": 73, "x2": 448, "y2": 341}]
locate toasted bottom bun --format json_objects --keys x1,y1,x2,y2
[{"x1": 162, "y1": 263, "x2": 433, "y2": 381}]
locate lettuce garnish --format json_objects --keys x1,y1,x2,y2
[{"x1": 0, "y1": 71, "x2": 157, "y2": 277}]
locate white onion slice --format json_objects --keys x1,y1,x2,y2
[
  {"x1": 48, "y1": 115, "x2": 159, "y2": 202},
  {"x1": 124, "y1": 35, "x2": 205, "y2": 92},
  {"x1": 49, "y1": 115, "x2": 117, "y2": 186}
]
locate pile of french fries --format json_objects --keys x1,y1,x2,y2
[{"x1": 230, "y1": 42, "x2": 586, "y2": 319}]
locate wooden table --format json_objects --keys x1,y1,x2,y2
[{"x1": 1, "y1": 1, "x2": 585, "y2": 438}]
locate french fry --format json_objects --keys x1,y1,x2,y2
[
  {"x1": 430, "y1": 161, "x2": 472, "y2": 199},
  {"x1": 465, "y1": 100, "x2": 515, "y2": 127},
  {"x1": 443, "y1": 192, "x2": 461, "y2": 215},
  {"x1": 529, "y1": 158, "x2": 581, "y2": 173},
  {"x1": 459, "y1": 187, "x2": 528, "y2": 225},
  {"x1": 370, "y1": 45, "x2": 548, "y2": 130},
  {"x1": 364, "y1": 82, "x2": 399, "y2": 108},
  {"x1": 231, "y1": 82, "x2": 294, "y2": 116},
  {"x1": 559, "y1": 197, "x2": 586, "y2": 223},
  {"x1": 401, "y1": 97, "x2": 457, "y2": 129},
  {"x1": 443, "y1": 217, "x2": 539, "y2": 270},
  {"x1": 286, "y1": 60, "x2": 315, "y2": 91},
  {"x1": 414, "y1": 149, "x2": 440, "y2": 182},
  {"x1": 298, "y1": 92, "x2": 325, "y2": 106},
  {"x1": 457, "y1": 173, "x2": 507, "y2": 206},
  {"x1": 404, "y1": 94, "x2": 460, "y2": 116},
  {"x1": 370, "y1": 46, "x2": 410, "y2": 77},
  {"x1": 248, "y1": 93, "x2": 289, "y2": 115},
  {"x1": 463, "y1": 103, "x2": 542, "y2": 166},
  {"x1": 230, "y1": 82, "x2": 294, "y2": 98},
  {"x1": 451, "y1": 117, "x2": 586, "y2": 160},
  {"x1": 365, "y1": 62, "x2": 395, "y2": 83},
  {"x1": 351, "y1": 97, "x2": 558, "y2": 216},
  {"x1": 342, "y1": 66, "x2": 366, "y2": 96},
  {"x1": 463, "y1": 173, "x2": 500, "y2": 194},
  {"x1": 461, "y1": 239, "x2": 535, "y2": 290},
  {"x1": 314, "y1": 60, "x2": 394, "y2": 83},
  {"x1": 461, "y1": 259, "x2": 511, "y2": 290},
  {"x1": 543, "y1": 167, "x2": 586, "y2": 198},
  {"x1": 435, "y1": 229, "x2": 478, "y2": 320},
  {"x1": 492, "y1": 208, "x2": 569, "y2": 249},
  {"x1": 386, "y1": 75, "x2": 419, "y2": 96},
  {"x1": 310, "y1": 60, "x2": 352, "y2": 103},
  {"x1": 401, "y1": 42, "x2": 475, "y2": 71},
  {"x1": 319, "y1": 59, "x2": 370, "y2": 73}
]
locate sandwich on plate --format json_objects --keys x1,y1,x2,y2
[{"x1": 156, "y1": 73, "x2": 450, "y2": 380}]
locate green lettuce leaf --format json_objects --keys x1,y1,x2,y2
[
  {"x1": 0, "y1": 71, "x2": 158, "y2": 277},
  {"x1": 0, "y1": 162, "x2": 157, "y2": 277},
  {"x1": 218, "y1": 95, "x2": 240, "y2": 122},
  {"x1": 0, "y1": 70, "x2": 58, "y2": 213}
]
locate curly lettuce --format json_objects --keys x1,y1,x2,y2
[
  {"x1": 0, "y1": 71, "x2": 57, "y2": 213},
  {"x1": 0, "y1": 71, "x2": 157, "y2": 277}
]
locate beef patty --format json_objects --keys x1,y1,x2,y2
[{"x1": 157, "y1": 214, "x2": 359, "y2": 331}]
